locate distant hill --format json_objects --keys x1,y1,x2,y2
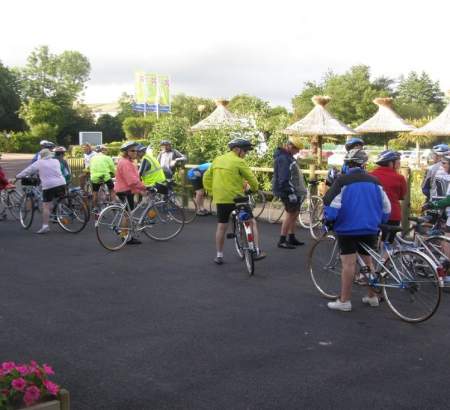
[{"x1": 87, "y1": 102, "x2": 120, "y2": 119}]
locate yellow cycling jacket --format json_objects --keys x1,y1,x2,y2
[{"x1": 203, "y1": 151, "x2": 258, "y2": 204}]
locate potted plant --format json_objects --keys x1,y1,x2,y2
[{"x1": 0, "y1": 361, "x2": 69, "y2": 410}]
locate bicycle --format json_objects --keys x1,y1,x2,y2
[
  {"x1": 267, "y1": 196, "x2": 285, "y2": 224},
  {"x1": 298, "y1": 180, "x2": 323, "y2": 230},
  {"x1": 308, "y1": 225, "x2": 442, "y2": 323},
  {"x1": 210, "y1": 190, "x2": 266, "y2": 221},
  {"x1": 226, "y1": 195, "x2": 257, "y2": 276},
  {"x1": 18, "y1": 177, "x2": 42, "y2": 229},
  {"x1": 95, "y1": 188, "x2": 185, "y2": 251},
  {"x1": 164, "y1": 180, "x2": 198, "y2": 224},
  {"x1": 0, "y1": 185, "x2": 22, "y2": 220}
]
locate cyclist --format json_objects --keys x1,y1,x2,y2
[
  {"x1": 53, "y1": 146, "x2": 72, "y2": 185},
  {"x1": 187, "y1": 162, "x2": 211, "y2": 216},
  {"x1": 16, "y1": 148, "x2": 67, "y2": 234},
  {"x1": 31, "y1": 140, "x2": 55, "y2": 163},
  {"x1": 114, "y1": 141, "x2": 147, "y2": 245},
  {"x1": 137, "y1": 144, "x2": 167, "y2": 191},
  {"x1": 203, "y1": 136, "x2": 266, "y2": 265},
  {"x1": 422, "y1": 144, "x2": 449, "y2": 201},
  {"x1": 272, "y1": 138, "x2": 307, "y2": 249},
  {"x1": 323, "y1": 148, "x2": 391, "y2": 312},
  {"x1": 89, "y1": 144, "x2": 117, "y2": 210},
  {"x1": 370, "y1": 150, "x2": 407, "y2": 244},
  {"x1": 157, "y1": 140, "x2": 186, "y2": 179},
  {"x1": 79, "y1": 143, "x2": 97, "y2": 192},
  {"x1": 0, "y1": 154, "x2": 14, "y2": 220}
]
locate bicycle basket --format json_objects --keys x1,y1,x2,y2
[{"x1": 21, "y1": 177, "x2": 40, "y2": 186}]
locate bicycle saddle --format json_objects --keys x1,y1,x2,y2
[{"x1": 233, "y1": 196, "x2": 249, "y2": 204}]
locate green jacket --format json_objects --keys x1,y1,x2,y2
[
  {"x1": 432, "y1": 196, "x2": 450, "y2": 209},
  {"x1": 89, "y1": 153, "x2": 115, "y2": 183},
  {"x1": 203, "y1": 151, "x2": 258, "y2": 204},
  {"x1": 140, "y1": 153, "x2": 166, "y2": 187}
]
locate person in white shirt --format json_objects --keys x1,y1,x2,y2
[
  {"x1": 16, "y1": 149, "x2": 67, "y2": 234},
  {"x1": 79, "y1": 143, "x2": 97, "y2": 191},
  {"x1": 157, "y1": 140, "x2": 186, "y2": 179}
]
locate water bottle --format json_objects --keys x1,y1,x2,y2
[{"x1": 239, "y1": 210, "x2": 250, "y2": 221}]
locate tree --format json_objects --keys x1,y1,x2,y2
[
  {"x1": 116, "y1": 92, "x2": 139, "y2": 123},
  {"x1": 395, "y1": 71, "x2": 445, "y2": 119},
  {"x1": 96, "y1": 114, "x2": 125, "y2": 142},
  {"x1": 0, "y1": 61, "x2": 25, "y2": 131},
  {"x1": 122, "y1": 116, "x2": 156, "y2": 139},
  {"x1": 291, "y1": 81, "x2": 324, "y2": 120},
  {"x1": 228, "y1": 94, "x2": 271, "y2": 117},
  {"x1": 171, "y1": 94, "x2": 215, "y2": 125}
]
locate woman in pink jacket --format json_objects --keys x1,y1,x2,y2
[{"x1": 114, "y1": 141, "x2": 147, "y2": 244}]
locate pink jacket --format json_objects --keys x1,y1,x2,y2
[{"x1": 114, "y1": 157, "x2": 145, "y2": 194}]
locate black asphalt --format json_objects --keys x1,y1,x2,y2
[{"x1": 2, "y1": 160, "x2": 450, "y2": 409}]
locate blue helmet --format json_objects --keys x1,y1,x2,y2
[
  {"x1": 345, "y1": 137, "x2": 364, "y2": 151},
  {"x1": 432, "y1": 144, "x2": 449, "y2": 155},
  {"x1": 376, "y1": 150, "x2": 401, "y2": 165}
]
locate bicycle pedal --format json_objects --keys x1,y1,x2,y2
[{"x1": 226, "y1": 233, "x2": 235, "y2": 239}]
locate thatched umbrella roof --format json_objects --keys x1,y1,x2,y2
[
  {"x1": 411, "y1": 92, "x2": 450, "y2": 137},
  {"x1": 355, "y1": 98, "x2": 416, "y2": 134},
  {"x1": 284, "y1": 96, "x2": 357, "y2": 136},
  {"x1": 191, "y1": 99, "x2": 249, "y2": 131}
]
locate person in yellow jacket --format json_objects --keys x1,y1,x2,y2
[
  {"x1": 137, "y1": 144, "x2": 167, "y2": 190},
  {"x1": 203, "y1": 137, "x2": 266, "y2": 265}
]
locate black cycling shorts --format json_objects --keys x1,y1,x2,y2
[
  {"x1": 381, "y1": 220, "x2": 400, "y2": 244},
  {"x1": 42, "y1": 185, "x2": 66, "y2": 203},
  {"x1": 216, "y1": 203, "x2": 254, "y2": 224},
  {"x1": 337, "y1": 234, "x2": 378, "y2": 256},
  {"x1": 117, "y1": 191, "x2": 135, "y2": 210},
  {"x1": 190, "y1": 178, "x2": 203, "y2": 191},
  {"x1": 281, "y1": 195, "x2": 301, "y2": 213},
  {"x1": 92, "y1": 179, "x2": 114, "y2": 192}
]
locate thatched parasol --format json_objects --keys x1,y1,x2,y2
[
  {"x1": 284, "y1": 96, "x2": 356, "y2": 164},
  {"x1": 191, "y1": 99, "x2": 249, "y2": 131},
  {"x1": 355, "y1": 97, "x2": 416, "y2": 149},
  {"x1": 411, "y1": 91, "x2": 450, "y2": 137}
]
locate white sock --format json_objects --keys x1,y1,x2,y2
[
  {"x1": 42, "y1": 224, "x2": 49, "y2": 229},
  {"x1": 217, "y1": 251, "x2": 223, "y2": 258}
]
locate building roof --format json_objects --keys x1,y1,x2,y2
[{"x1": 411, "y1": 92, "x2": 450, "y2": 137}]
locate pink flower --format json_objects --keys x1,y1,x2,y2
[
  {"x1": 1, "y1": 362, "x2": 16, "y2": 374},
  {"x1": 11, "y1": 378, "x2": 26, "y2": 392},
  {"x1": 43, "y1": 380, "x2": 59, "y2": 396},
  {"x1": 23, "y1": 385, "x2": 40, "y2": 407},
  {"x1": 16, "y1": 365, "x2": 30, "y2": 376},
  {"x1": 42, "y1": 364, "x2": 55, "y2": 376}
]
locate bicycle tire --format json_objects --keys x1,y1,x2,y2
[
  {"x1": 250, "y1": 190, "x2": 266, "y2": 220},
  {"x1": 308, "y1": 234, "x2": 341, "y2": 299},
  {"x1": 96, "y1": 205, "x2": 131, "y2": 251},
  {"x1": 6, "y1": 190, "x2": 22, "y2": 220},
  {"x1": 309, "y1": 198, "x2": 325, "y2": 240},
  {"x1": 19, "y1": 194, "x2": 34, "y2": 229},
  {"x1": 56, "y1": 194, "x2": 89, "y2": 233},
  {"x1": 142, "y1": 200, "x2": 185, "y2": 241},
  {"x1": 423, "y1": 236, "x2": 450, "y2": 265},
  {"x1": 299, "y1": 196, "x2": 322, "y2": 229},
  {"x1": 233, "y1": 216, "x2": 244, "y2": 259},
  {"x1": 381, "y1": 250, "x2": 441, "y2": 323},
  {"x1": 268, "y1": 197, "x2": 284, "y2": 224},
  {"x1": 171, "y1": 191, "x2": 197, "y2": 224},
  {"x1": 240, "y1": 229, "x2": 254, "y2": 276}
]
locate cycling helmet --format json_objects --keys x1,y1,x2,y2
[
  {"x1": 95, "y1": 144, "x2": 107, "y2": 153},
  {"x1": 40, "y1": 140, "x2": 55, "y2": 149},
  {"x1": 376, "y1": 150, "x2": 401, "y2": 165},
  {"x1": 160, "y1": 140, "x2": 171, "y2": 146},
  {"x1": 120, "y1": 141, "x2": 138, "y2": 152},
  {"x1": 53, "y1": 146, "x2": 67, "y2": 154},
  {"x1": 432, "y1": 144, "x2": 449, "y2": 154},
  {"x1": 228, "y1": 138, "x2": 254, "y2": 151},
  {"x1": 136, "y1": 144, "x2": 147, "y2": 152},
  {"x1": 344, "y1": 137, "x2": 365, "y2": 152},
  {"x1": 344, "y1": 148, "x2": 368, "y2": 165}
]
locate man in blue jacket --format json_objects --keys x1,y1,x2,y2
[
  {"x1": 272, "y1": 138, "x2": 307, "y2": 248},
  {"x1": 323, "y1": 148, "x2": 391, "y2": 312}
]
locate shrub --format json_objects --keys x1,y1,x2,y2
[{"x1": 122, "y1": 116, "x2": 156, "y2": 139}]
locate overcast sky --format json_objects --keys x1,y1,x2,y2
[{"x1": 1, "y1": 0, "x2": 449, "y2": 108}]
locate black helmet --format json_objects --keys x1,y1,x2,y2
[
  {"x1": 120, "y1": 141, "x2": 138, "y2": 152},
  {"x1": 344, "y1": 148, "x2": 368, "y2": 165},
  {"x1": 344, "y1": 137, "x2": 364, "y2": 152},
  {"x1": 228, "y1": 138, "x2": 253, "y2": 151},
  {"x1": 136, "y1": 144, "x2": 147, "y2": 153}
]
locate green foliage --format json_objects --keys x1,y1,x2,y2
[
  {"x1": 171, "y1": 94, "x2": 215, "y2": 125},
  {"x1": 0, "y1": 131, "x2": 42, "y2": 153},
  {"x1": 0, "y1": 61, "x2": 24, "y2": 131},
  {"x1": 148, "y1": 116, "x2": 190, "y2": 153},
  {"x1": 116, "y1": 93, "x2": 139, "y2": 123},
  {"x1": 184, "y1": 129, "x2": 231, "y2": 163},
  {"x1": 122, "y1": 116, "x2": 156, "y2": 139},
  {"x1": 291, "y1": 81, "x2": 324, "y2": 120},
  {"x1": 96, "y1": 114, "x2": 125, "y2": 142}
]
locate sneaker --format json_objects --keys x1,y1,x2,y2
[
  {"x1": 327, "y1": 299, "x2": 352, "y2": 312},
  {"x1": 362, "y1": 295, "x2": 380, "y2": 307},
  {"x1": 214, "y1": 256, "x2": 224, "y2": 265},
  {"x1": 288, "y1": 238, "x2": 305, "y2": 246},
  {"x1": 278, "y1": 241, "x2": 296, "y2": 249},
  {"x1": 126, "y1": 238, "x2": 142, "y2": 245},
  {"x1": 254, "y1": 251, "x2": 267, "y2": 261},
  {"x1": 36, "y1": 226, "x2": 50, "y2": 234},
  {"x1": 196, "y1": 210, "x2": 208, "y2": 216}
]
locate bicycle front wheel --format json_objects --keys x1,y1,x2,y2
[
  {"x1": 96, "y1": 205, "x2": 131, "y2": 251},
  {"x1": 6, "y1": 190, "x2": 22, "y2": 220},
  {"x1": 19, "y1": 194, "x2": 34, "y2": 229},
  {"x1": 250, "y1": 190, "x2": 266, "y2": 220},
  {"x1": 308, "y1": 234, "x2": 341, "y2": 299},
  {"x1": 240, "y1": 230, "x2": 254, "y2": 276},
  {"x1": 56, "y1": 194, "x2": 89, "y2": 233},
  {"x1": 268, "y1": 197, "x2": 284, "y2": 223},
  {"x1": 142, "y1": 200, "x2": 184, "y2": 241},
  {"x1": 382, "y1": 250, "x2": 441, "y2": 323},
  {"x1": 309, "y1": 198, "x2": 325, "y2": 240},
  {"x1": 423, "y1": 236, "x2": 450, "y2": 265},
  {"x1": 171, "y1": 192, "x2": 197, "y2": 224}
]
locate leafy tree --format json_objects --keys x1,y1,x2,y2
[
  {"x1": 122, "y1": 116, "x2": 156, "y2": 139},
  {"x1": 116, "y1": 92, "x2": 139, "y2": 123},
  {"x1": 228, "y1": 94, "x2": 271, "y2": 117},
  {"x1": 96, "y1": 114, "x2": 125, "y2": 142},
  {"x1": 171, "y1": 94, "x2": 215, "y2": 125},
  {"x1": 0, "y1": 61, "x2": 24, "y2": 131},
  {"x1": 148, "y1": 116, "x2": 190, "y2": 155},
  {"x1": 291, "y1": 81, "x2": 324, "y2": 120}
]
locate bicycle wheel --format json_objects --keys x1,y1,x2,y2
[
  {"x1": 423, "y1": 236, "x2": 450, "y2": 265},
  {"x1": 19, "y1": 194, "x2": 34, "y2": 229},
  {"x1": 96, "y1": 205, "x2": 131, "y2": 251},
  {"x1": 171, "y1": 191, "x2": 197, "y2": 223},
  {"x1": 6, "y1": 190, "x2": 22, "y2": 220},
  {"x1": 309, "y1": 198, "x2": 325, "y2": 240},
  {"x1": 240, "y1": 229, "x2": 254, "y2": 276},
  {"x1": 233, "y1": 216, "x2": 244, "y2": 259},
  {"x1": 142, "y1": 200, "x2": 185, "y2": 241},
  {"x1": 381, "y1": 250, "x2": 441, "y2": 323},
  {"x1": 250, "y1": 190, "x2": 266, "y2": 220},
  {"x1": 308, "y1": 234, "x2": 341, "y2": 299},
  {"x1": 268, "y1": 197, "x2": 284, "y2": 223},
  {"x1": 56, "y1": 194, "x2": 89, "y2": 233}
]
